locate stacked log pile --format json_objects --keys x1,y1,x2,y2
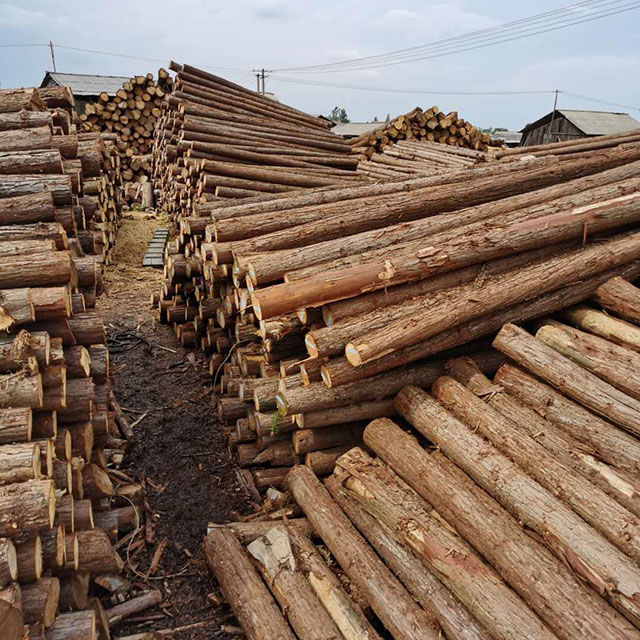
[
  {"x1": 1, "y1": 86, "x2": 123, "y2": 264},
  {"x1": 203, "y1": 276, "x2": 640, "y2": 639},
  {"x1": 151, "y1": 62, "x2": 363, "y2": 218},
  {"x1": 78, "y1": 69, "x2": 173, "y2": 206},
  {"x1": 349, "y1": 107, "x2": 491, "y2": 158},
  {"x1": 0, "y1": 88, "x2": 145, "y2": 639},
  {"x1": 356, "y1": 138, "x2": 490, "y2": 180},
  {"x1": 155, "y1": 137, "x2": 640, "y2": 490}
]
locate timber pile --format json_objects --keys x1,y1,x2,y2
[
  {"x1": 78, "y1": 69, "x2": 173, "y2": 206},
  {"x1": 203, "y1": 276, "x2": 640, "y2": 640},
  {"x1": 0, "y1": 88, "x2": 149, "y2": 639},
  {"x1": 349, "y1": 107, "x2": 491, "y2": 158},
  {"x1": 151, "y1": 61, "x2": 362, "y2": 218},
  {"x1": 496, "y1": 126, "x2": 640, "y2": 159},
  {"x1": 7, "y1": 85, "x2": 124, "y2": 264},
  {"x1": 156, "y1": 136, "x2": 640, "y2": 490},
  {"x1": 356, "y1": 138, "x2": 490, "y2": 180}
]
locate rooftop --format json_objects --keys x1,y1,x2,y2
[
  {"x1": 521, "y1": 109, "x2": 640, "y2": 136},
  {"x1": 40, "y1": 71, "x2": 130, "y2": 97}
]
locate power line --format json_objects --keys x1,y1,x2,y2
[{"x1": 274, "y1": 0, "x2": 640, "y2": 72}]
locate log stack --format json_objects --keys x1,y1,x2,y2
[
  {"x1": 78, "y1": 69, "x2": 173, "y2": 206},
  {"x1": 349, "y1": 107, "x2": 492, "y2": 159},
  {"x1": 151, "y1": 61, "x2": 363, "y2": 219},
  {"x1": 5, "y1": 86, "x2": 124, "y2": 265},
  {"x1": 203, "y1": 276, "x2": 640, "y2": 640},
  {"x1": 0, "y1": 88, "x2": 141, "y2": 639},
  {"x1": 155, "y1": 135, "x2": 640, "y2": 490}
]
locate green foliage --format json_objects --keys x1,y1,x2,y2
[
  {"x1": 385, "y1": 113, "x2": 391, "y2": 122},
  {"x1": 327, "y1": 106, "x2": 350, "y2": 123},
  {"x1": 270, "y1": 408, "x2": 286, "y2": 436}
]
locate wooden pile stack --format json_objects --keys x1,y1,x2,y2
[
  {"x1": 156, "y1": 139, "x2": 640, "y2": 490},
  {"x1": 151, "y1": 62, "x2": 363, "y2": 218},
  {"x1": 0, "y1": 88, "x2": 144, "y2": 639},
  {"x1": 204, "y1": 275, "x2": 640, "y2": 639},
  {"x1": 356, "y1": 138, "x2": 490, "y2": 180},
  {"x1": 350, "y1": 107, "x2": 491, "y2": 159},
  {"x1": 79, "y1": 69, "x2": 173, "y2": 205},
  {"x1": 0, "y1": 87, "x2": 123, "y2": 265}
]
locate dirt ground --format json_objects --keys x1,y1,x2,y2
[{"x1": 98, "y1": 211, "x2": 254, "y2": 639}]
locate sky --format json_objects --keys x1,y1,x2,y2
[{"x1": 1, "y1": 0, "x2": 639, "y2": 130}]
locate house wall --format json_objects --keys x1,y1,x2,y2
[{"x1": 521, "y1": 115, "x2": 585, "y2": 146}]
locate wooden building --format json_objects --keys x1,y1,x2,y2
[
  {"x1": 520, "y1": 109, "x2": 640, "y2": 146},
  {"x1": 40, "y1": 71, "x2": 129, "y2": 114}
]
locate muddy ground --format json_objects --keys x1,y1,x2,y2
[{"x1": 98, "y1": 212, "x2": 254, "y2": 638}]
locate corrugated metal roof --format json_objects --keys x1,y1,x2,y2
[
  {"x1": 41, "y1": 71, "x2": 129, "y2": 96},
  {"x1": 558, "y1": 110, "x2": 640, "y2": 135},
  {"x1": 490, "y1": 130, "x2": 522, "y2": 144},
  {"x1": 331, "y1": 122, "x2": 379, "y2": 137}
]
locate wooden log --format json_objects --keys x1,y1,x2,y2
[
  {"x1": 0, "y1": 175, "x2": 72, "y2": 206},
  {"x1": 80, "y1": 465, "x2": 113, "y2": 500},
  {"x1": 330, "y1": 448, "x2": 540, "y2": 640},
  {"x1": 0, "y1": 110, "x2": 50, "y2": 130},
  {"x1": 0, "y1": 480, "x2": 54, "y2": 537},
  {"x1": 203, "y1": 526, "x2": 296, "y2": 640},
  {"x1": 0, "y1": 192, "x2": 55, "y2": 226},
  {"x1": 0, "y1": 539, "x2": 17, "y2": 588},
  {"x1": 0, "y1": 371, "x2": 42, "y2": 409},
  {"x1": 0, "y1": 443, "x2": 40, "y2": 484},
  {"x1": 295, "y1": 399, "x2": 395, "y2": 428},
  {"x1": 16, "y1": 536, "x2": 42, "y2": 583},
  {"x1": 0, "y1": 409, "x2": 31, "y2": 444},
  {"x1": 494, "y1": 323, "x2": 640, "y2": 437},
  {"x1": 66, "y1": 529, "x2": 122, "y2": 574},
  {"x1": 0, "y1": 252, "x2": 73, "y2": 290},
  {"x1": 21, "y1": 577, "x2": 59, "y2": 626},
  {"x1": 364, "y1": 418, "x2": 639, "y2": 640},
  {"x1": 493, "y1": 363, "x2": 640, "y2": 473},
  {"x1": 536, "y1": 321, "x2": 640, "y2": 400},
  {"x1": 304, "y1": 446, "x2": 354, "y2": 476},
  {"x1": 0, "y1": 288, "x2": 34, "y2": 329},
  {"x1": 287, "y1": 464, "x2": 441, "y2": 640},
  {"x1": 292, "y1": 422, "x2": 365, "y2": 455},
  {"x1": 0, "y1": 598, "x2": 22, "y2": 640},
  {"x1": 345, "y1": 231, "x2": 640, "y2": 366},
  {"x1": 40, "y1": 525, "x2": 64, "y2": 571},
  {"x1": 58, "y1": 573, "x2": 89, "y2": 612},
  {"x1": 0, "y1": 150, "x2": 62, "y2": 175},
  {"x1": 247, "y1": 527, "x2": 345, "y2": 640},
  {"x1": 45, "y1": 611, "x2": 96, "y2": 640},
  {"x1": 594, "y1": 277, "x2": 640, "y2": 325},
  {"x1": 395, "y1": 386, "x2": 640, "y2": 626},
  {"x1": 105, "y1": 590, "x2": 162, "y2": 625},
  {"x1": 430, "y1": 372, "x2": 640, "y2": 561},
  {"x1": 561, "y1": 305, "x2": 640, "y2": 351}
]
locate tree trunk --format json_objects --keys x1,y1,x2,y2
[
  {"x1": 493, "y1": 362, "x2": 640, "y2": 473},
  {"x1": 247, "y1": 526, "x2": 345, "y2": 640},
  {"x1": 561, "y1": 305, "x2": 640, "y2": 352},
  {"x1": 287, "y1": 464, "x2": 441, "y2": 640},
  {"x1": 363, "y1": 418, "x2": 639, "y2": 640},
  {"x1": 594, "y1": 277, "x2": 640, "y2": 325},
  {"x1": 329, "y1": 449, "x2": 538, "y2": 640},
  {"x1": 203, "y1": 526, "x2": 297, "y2": 640},
  {"x1": 21, "y1": 577, "x2": 59, "y2": 626},
  {"x1": 494, "y1": 323, "x2": 640, "y2": 437},
  {"x1": 431, "y1": 372, "x2": 640, "y2": 561},
  {"x1": 395, "y1": 386, "x2": 640, "y2": 626}
]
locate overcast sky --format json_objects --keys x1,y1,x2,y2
[{"x1": 1, "y1": 0, "x2": 639, "y2": 130}]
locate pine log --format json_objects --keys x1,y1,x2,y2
[
  {"x1": 431, "y1": 372, "x2": 640, "y2": 561},
  {"x1": 32, "y1": 288, "x2": 72, "y2": 322},
  {"x1": 561, "y1": 305, "x2": 640, "y2": 351},
  {"x1": 395, "y1": 386, "x2": 640, "y2": 625},
  {"x1": 494, "y1": 323, "x2": 640, "y2": 436},
  {"x1": 0, "y1": 110, "x2": 50, "y2": 129},
  {"x1": 292, "y1": 423, "x2": 365, "y2": 455},
  {"x1": 0, "y1": 598, "x2": 22, "y2": 640},
  {"x1": 0, "y1": 252, "x2": 74, "y2": 290},
  {"x1": 0, "y1": 371, "x2": 42, "y2": 409},
  {"x1": 536, "y1": 321, "x2": 640, "y2": 400},
  {"x1": 0, "y1": 479, "x2": 54, "y2": 536},
  {"x1": 304, "y1": 446, "x2": 353, "y2": 476},
  {"x1": 0, "y1": 408, "x2": 31, "y2": 444},
  {"x1": 58, "y1": 573, "x2": 89, "y2": 612},
  {"x1": 287, "y1": 464, "x2": 441, "y2": 640},
  {"x1": 0, "y1": 288, "x2": 34, "y2": 329},
  {"x1": 21, "y1": 577, "x2": 59, "y2": 626},
  {"x1": 16, "y1": 536, "x2": 42, "y2": 583},
  {"x1": 203, "y1": 526, "x2": 296, "y2": 640},
  {"x1": 494, "y1": 363, "x2": 640, "y2": 473},
  {"x1": 64, "y1": 529, "x2": 122, "y2": 574},
  {"x1": 247, "y1": 527, "x2": 345, "y2": 640},
  {"x1": 594, "y1": 277, "x2": 640, "y2": 325},
  {"x1": 40, "y1": 525, "x2": 64, "y2": 571},
  {"x1": 330, "y1": 448, "x2": 540, "y2": 640},
  {"x1": 105, "y1": 590, "x2": 162, "y2": 625},
  {"x1": 364, "y1": 418, "x2": 639, "y2": 640},
  {"x1": 0, "y1": 150, "x2": 62, "y2": 175},
  {"x1": 0, "y1": 443, "x2": 40, "y2": 484},
  {"x1": 0, "y1": 192, "x2": 55, "y2": 226},
  {"x1": 0, "y1": 539, "x2": 17, "y2": 588},
  {"x1": 45, "y1": 611, "x2": 96, "y2": 640}
]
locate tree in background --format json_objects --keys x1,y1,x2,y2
[
  {"x1": 385, "y1": 113, "x2": 391, "y2": 122},
  {"x1": 327, "y1": 107, "x2": 350, "y2": 123}
]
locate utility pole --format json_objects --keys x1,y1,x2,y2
[
  {"x1": 251, "y1": 68, "x2": 273, "y2": 95},
  {"x1": 255, "y1": 73, "x2": 261, "y2": 92},
  {"x1": 49, "y1": 41, "x2": 57, "y2": 72},
  {"x1": 546, "y1": 89, "x2": 559, "y2": 144}
]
